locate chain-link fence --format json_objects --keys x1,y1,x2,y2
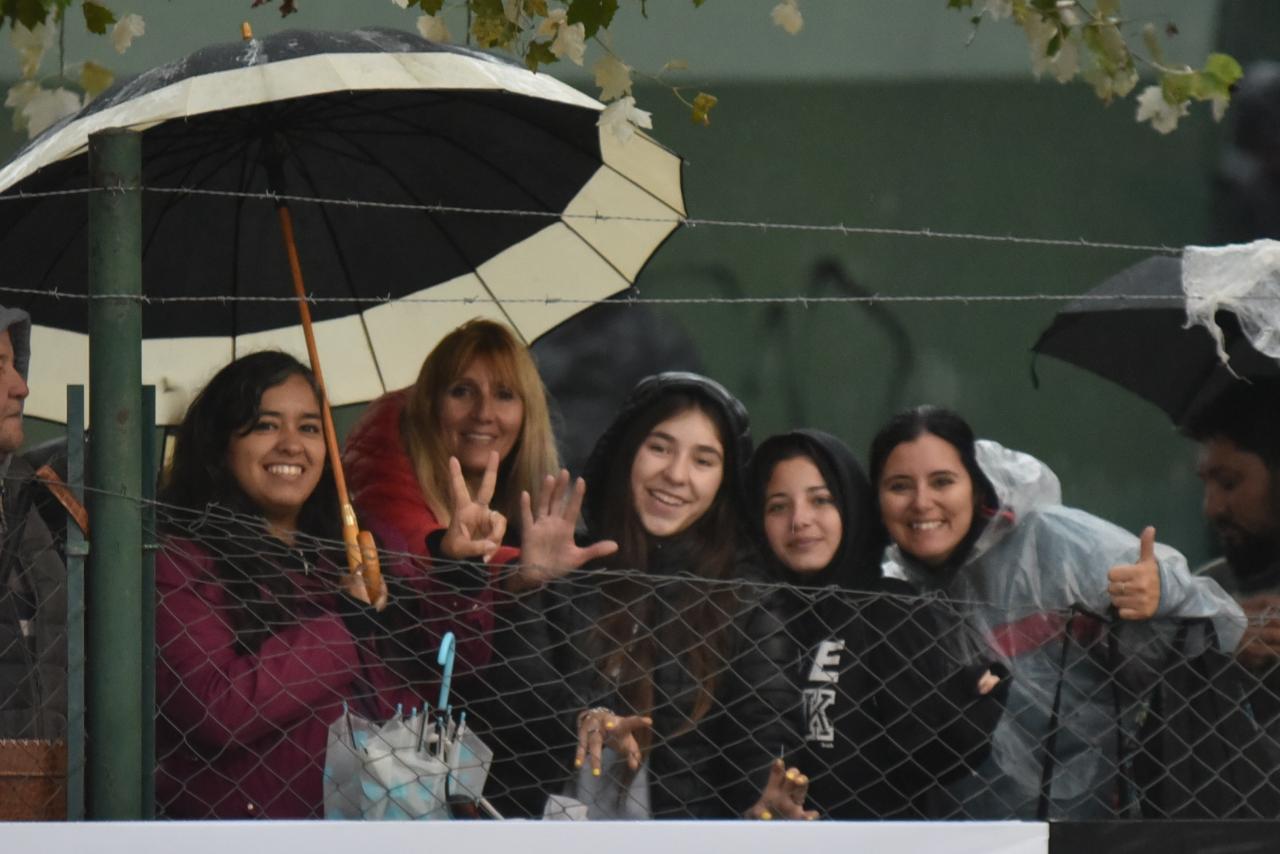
[
  {"x1": 5, "y1": 468, "x2": 1279, "y2": 822},
  {"x1": 0, "y1": 454, "x2": 73, "y2": 821},
  {"x1": 134, "y1": 498, "x2": 1280, "y2": 822}
]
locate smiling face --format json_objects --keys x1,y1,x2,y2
[
  {"x1": 763, "y1": 455, "x2": 843, "y2": 574},
  {"x1": 629, "y1": 406, "x2": 725, "y2": 538},
  {"x1": 0, "y1": 330, "x2": 27, "y2": 454},
  {"x1": 878, "y1": 432, "x2": 976, "y2": 567},
  {"x1": 226, "y1": 373, "x2": 325, "y2": 535},
  {"x1": 438, "y1": 356, "x2": 525, "y2": 484}
]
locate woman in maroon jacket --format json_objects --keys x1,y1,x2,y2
[{"x1": 154, "y1": 351, "x2": 409, "y2": 818}]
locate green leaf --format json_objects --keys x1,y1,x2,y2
[
  {"x1": 12, "y1": 0, "x2": 50, "y2": 30},
  {"x1": 692, "y1": 0, "x2": 706, "y2": 7},
  {"x1": 567, "y1": 0, "x2": 618, "y2": 38},
  {"x1": 420, "y1": 0, "x2": 445, "y2": 13},
  {"x1": 82, "y1": 1, "x2": 116, "y2": 35},
  {"x1": 947, "y1": 0, "x2": 975, "y2": 9},
  {"x1": 524, "y1": 40, "x2": 558, "y2": 72},
  {"x1": 690, "y1": 90, "x2": 716, "y2": 126},
  {"x1": 1161, "y1": 71, "x2": 1195, "y2": 105},
  {"x1": 1201, "y1": 52, "x2": 1244, "y2": 88},
  {"x1": 80, "y1": 59, "x2": 114, "y2": 97}
]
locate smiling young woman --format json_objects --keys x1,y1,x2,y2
[
  {"x1": 560, "y1": 372, "x2": 794, "y2": 819},
  {"x1": 154, "y1": 351, "x2": 412, "y2": 818}
]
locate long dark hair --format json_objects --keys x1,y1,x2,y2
[
  {"x1": 868, "y1": 406, "x2": 996, "y2": 572},
  {"x1": 592, "y1": 389, "x2": 745, "y2": 743},
  {"x1": 159, "y1": 351, "x2": 341, "y2": 652}
]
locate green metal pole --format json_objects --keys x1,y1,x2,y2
[
  {"x1": 65, "y1": 385, "x2": 87, "y2": 821},
  {"x1": 86, "y1": 128, "x2": 143, "y2": 820},
  {"x1": 140, "y1": 385, "x2": 156, "y2": 818}
]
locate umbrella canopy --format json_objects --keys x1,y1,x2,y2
[
  {"x1": 1031, "y1": 254, "x2": 1280, "y2": 425},
  {"x1": 0, "y1": 27, "x2": 684, "y2": 424}
]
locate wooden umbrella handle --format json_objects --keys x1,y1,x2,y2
[{"x1": 275, "y1": 203, "x2": 386, "y2": 610}]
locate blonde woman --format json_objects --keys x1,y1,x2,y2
[{"x1": 343, "y1": 318, "x2": 614, "y2": 816}]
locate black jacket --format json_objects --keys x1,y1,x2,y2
[
  {"x1": 782, "y1": 578, "x2": 1006, "y2": 818},
  {"x1": 567, "y1": 542, "x2": 794, "y2": 818},
  {"x1": 0, "y1": 452, "x2": 68, "y2": 740}
]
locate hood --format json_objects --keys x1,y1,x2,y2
[
  {"x1": 964, "y1": 439, "x2": 1063, "y2": 563},
  {"x1": 0, "y1": 306, "x2": 31, "y2": 380},
  {"x1": 885, "y1": 438, "x2": 1062, "y2": 582},
  {"x1": 747, "y1": 429, "x2": 884, "y2": 590},
  {"x1": 582, "y1": 371, "x2": 751, "y2": 533}
]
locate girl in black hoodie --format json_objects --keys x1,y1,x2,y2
[
  {"x1": 749, "y1": 430, "x2": 1007, "y2": 819},
  {"x1": 567, "y1": 373, "x2": 794, "y2": 818}
]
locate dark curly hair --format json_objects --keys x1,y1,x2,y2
[{"x1": 159, "y1": 350, "x2": 341, "y2": 652}]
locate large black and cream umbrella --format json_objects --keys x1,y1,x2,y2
[{"x1": 0, "y1": 26, "x2": 685, "y2": 427}]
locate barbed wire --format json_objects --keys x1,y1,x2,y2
[
  {"x1": 0, "y1": 282, "x2": 1222, "y2": 308},
  {"x1": 0, "y1": 183, "x2": 1181, "y2": 255}
]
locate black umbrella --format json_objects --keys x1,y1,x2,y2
[
  {"x1": 0, "y1": 26, "x2": 685, "y2": 426},
  {"x1": 0, "y1": 25, "x2": 685, "y2": 599},
  {"x1": 1031, "y1": 254, "x2": 1280, "y2": 425}
]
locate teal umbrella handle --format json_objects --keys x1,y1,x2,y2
[{"x1": 437, "y1": 631, "x2": 456, "y2": 712}]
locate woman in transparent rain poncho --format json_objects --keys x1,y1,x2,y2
[{"x1": 868, "y1": 406, "x2": 1245, "y2": 819}]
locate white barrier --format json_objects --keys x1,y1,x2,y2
[{"x1": 3, "y1": 820, "x2": 1048, "y2": 854}]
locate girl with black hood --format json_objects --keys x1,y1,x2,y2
[
  {"x1": 566, "y1": 372, "x2": 796, "y2": 818},
  {"x1": 748, "y1": 429, "x2": 1007, "y2": 819}
]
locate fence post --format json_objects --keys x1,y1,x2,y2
[
  {"x1": 141, "y1": 386, "x2": 156, "y2": 818},
  {"x1": 65, "y1": 385, "x2": 87, "y2": 821},
  {"x1": 86, "y1": 128, "x2": 144, "y2": 820}
]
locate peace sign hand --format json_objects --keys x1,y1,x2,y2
[
  {"x1": 1107, "y1": 525, "x2": 1161, "y2": 620},
  {"x1": 510, "y1": 469, "x2": 618, "y2": 592},
  {"x1": 439, "y1": 452, "x2": 507, "y2": 563}
]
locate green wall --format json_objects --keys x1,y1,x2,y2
[
  {"x1": 617, "y1": 77, "x2": 1225, "y2": 564},
  {"x1": 6, "y1": 3, "x2": 1259, "y2": 566}
]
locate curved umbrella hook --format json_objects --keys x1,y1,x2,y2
[{"x1": 437, "y1": 631, "x2": 457, "y2": 714}]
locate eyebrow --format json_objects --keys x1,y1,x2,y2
[
  {"x1": 648, "y1": 430, "x2": 724, "y2": 460},
  {"x1": 258, "y1": 409, "x2": 322, "y2": 420}
]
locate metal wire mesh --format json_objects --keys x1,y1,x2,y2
[
  {"x1": 139, "y1": 497, "x2": 1280, "y2": 822},
  {"x1": 0, "y1": 457, "x2": 70, "y2": 821}
]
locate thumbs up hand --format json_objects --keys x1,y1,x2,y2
[{"x1": 1107, "y1": 525, "x2": 1161, "y2": 620}]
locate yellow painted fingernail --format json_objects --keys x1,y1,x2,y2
[
  {"x1": 592, "y1": 767, "x2": 601, "y2": 777},
  {"x1": 806, "y1": 813, "x2": 817, "y2": 821},
  {"x1": 760, "y1": 810, "x2": 773, "y2": 821},
  {"x1": 785, "y1": 769, "x2": 798, "y2": 782},
  {"x1": 574, "y1": 758, "x2": 582, "y2": 768},
  {"x1": 604, "y1": 720, "x2": 616, "y2": 729}
]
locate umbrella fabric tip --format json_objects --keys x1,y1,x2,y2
[{"x1": 241, "y1": 22, "x2": 253, "y2": 41}]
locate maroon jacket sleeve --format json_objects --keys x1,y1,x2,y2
[{"x1": 155, "y1": 538, "x2": 361, "y2": 749}]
